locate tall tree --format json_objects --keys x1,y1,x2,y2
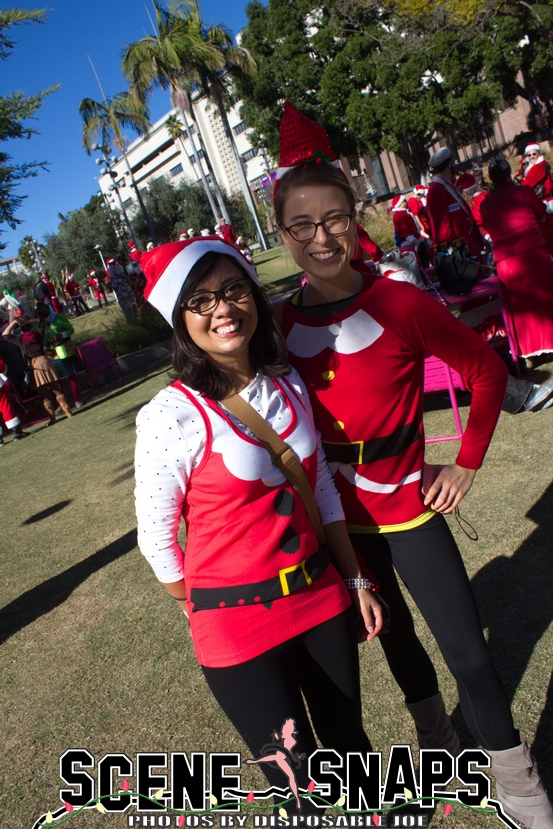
[
  {"x1": 182, "y1": 2, "x2": 270, "y2": 248},
  {"x1": 79, "y1": 92, "x2": 157, "y2": 244},
  {"x1": 0, "y1": 8, "x2": 59, "y2": 241},
  {"x1": 43, "y1": 195, "x2": 124, "y2": 280},
  {"x1": 122, "y1": 1, "x2": 224, "y2": 226},
  {"x1": 236, "y1": 0, "x2": 507, "y2": 180}
]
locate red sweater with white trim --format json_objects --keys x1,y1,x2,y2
[{"x1": 282, "y1": 272, "x2": 507, "y2": 531}]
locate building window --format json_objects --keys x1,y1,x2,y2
[
  {"x1": 170, "y1": 163, "x2": 183, "y2": 177},
  {"x1": 189, "y1": 154, "x2": 196, "y2": 164},
  {"x1": 123, "y1": 198, "x2": 133, "y2": 208},
  {"x1": 233, "y1": 121, "x2": 248, "y2": 136},
  {"x1": 241, "y1": 148, "x2": 258, "y2": 163}
]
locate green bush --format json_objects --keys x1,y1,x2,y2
[{"x1": 72, "y1": 306, "x2": 172, "y2": 358}]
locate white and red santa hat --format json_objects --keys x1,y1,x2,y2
[
  {"x1": 88, "y1": 270, "x2": 96, "y2": 277},
  {"x1": 525, "y1": 143, "x2": 541, "y2": 155},
  {"x1": 274, "y1": 102, "x2": 344, "y2": 198},
  {"x1": 456, "y1": 173, "x2": 478, "y2": 193},
  {"x1": 391, "y1": 194, "x2": 406, "y2": 211},
  {"x1": 140, "y1": 236, "x2": 259, "y2": 326},
  {"x1": 413, "y1": 184, "x2": 427, "y2": 195}
]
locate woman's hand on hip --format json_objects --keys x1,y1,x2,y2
[
  {"x1": 423, "y1": 463, "x2": 476, "y2": 514},
  {"x1": 351, "y1": 589, "x2": 383, "y2": 641}
]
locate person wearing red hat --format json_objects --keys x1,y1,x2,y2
[
  {"x1": 520, "y1": 143, "x2": 553, "y2": 196},
  {"x1": 273, "y1": 102, "x2": 553, "y2": 829},
  {"x1": 426, "y1": 148, "x2": 485, "y2": 262},
  {"x1": 407, "y1": 184, "x2": 431, "y2": 235},
  {"x1": 391, "y1": 194, "x2": 429, "y2": 267},
  {"x1": 63, "y1": 275, "x2": 89, "y2": 316},
  {"x1": 106, "y1": 259, "x2": 138, "y2": 319},
  {"x1": 87, "y1": 270, "x2": 108, "y2": 308},
  {"x1": 40, "y1": 273, "x2": 62, "y2": 313},
  {"x1": 480, "y1": 154, "x2": 553, "y2": 367},
  {"x1": 135, "y1": 235, "x2": 382, "y2": 811},
  {"x1": 455, "y1": 173, "x2": 490, "y2": 238}
]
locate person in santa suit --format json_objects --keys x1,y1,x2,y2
[
  {"x1": 40, "y1": 273, "x2": 62, "y2": 312},
  {"x1": 63, "y1": 275, "x2": 89, "y2": 316},
  {"x1": 273, "y1": 102, "x2": 553, "y2": 829},
  {"x1": 407, "y1": 183, "x2": 432, "y2": 236},
  {"x1": 127, "y1": 239, "x2": 143, "y2": 263},
  {"x1": 0, "y1": 356, "x2": 29, "y2": 444},
  {"x1": 426, "y1": 147, "x2": 485, "y2": 260},
  {"x1": 520, "y1": 143, "x2": 553, "y2": 196},
  {"x1": 219, "y1": 217, "x2": 238, "y2": 246},
  {"x1": 391, "y1": 193, "x2": 429, "y2": 267},
  {"x1": 86, "y1": 270, "x2": 108, "y2": 308},
  {"x1": 351, "y1": 222, "x2": 383, "y2": 265},
  {"x1": 455, "y1": 173, "x2": 490, "y2": 238},
  {"x1": 135, "y1": 236, "x2": 382, "y2": 813},
  {"x1": 480, "y1": 154, "x2": 553, "y2": 369}
]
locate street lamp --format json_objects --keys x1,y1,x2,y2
[
  {"x1": 95, "y1": 151, "x2": 136, "y2": 244},
  {"x1": 93, "y1": 143, "x2": 158, "y2": 246},
  {"x1": 26, "y1": 238, "x2": 45, "y2": 271},
  {"x1": 93, "y1": 244, "x2": 107, "y2": 270}
]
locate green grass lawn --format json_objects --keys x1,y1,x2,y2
[{"x1": 1, "y1": 356, "x2": 553, "y2": 829}]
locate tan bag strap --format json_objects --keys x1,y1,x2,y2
[{"x1": 221, "y1": 391, "x2": 327, "y2": 546}]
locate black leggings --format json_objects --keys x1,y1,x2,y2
[
  {"x1": 351, "y1": 514, "x2": 518, "y2": 751},
  {"x1": 202, "y1": 609, "x2": 371, "y2": 803}
]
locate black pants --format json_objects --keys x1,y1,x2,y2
[
  {"x1": 351, "y1": 514, "x2": 518, "y2": 751},
  {"x1": 202, "y1": 609, "x2": 370, "y2": 806}
]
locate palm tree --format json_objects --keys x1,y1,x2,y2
[
  {"x1": 182, "y1": 3, "x2": 269, "y2": 250},
  {"x1": 164, "y1": 111, "x2": 222, "y2": 224},
  {"x1": 79, "y1": 92, "x2": 158, "y2": 245},
  {"x1": 122, "y1": 1, "x2": 224, "y2": 228}
]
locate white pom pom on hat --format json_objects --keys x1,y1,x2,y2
[{"x1": 141, "y1": 236, "x2": 259, "y2": 326}]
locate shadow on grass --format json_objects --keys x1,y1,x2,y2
[
  {"x1": 21, "y1": 500, "x2": 73, "y2": 525},
  {"x1": 450, "y1": 481, "x2": 553, "y2": 785},
  {"x1": 80, "y1": 363, "x2": 170, "y2": 414},
  {"x1": 0, "y1": 528, "x2": 137, "y2": 644}
]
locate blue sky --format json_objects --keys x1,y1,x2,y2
[{"x1": 1, "y1": 0, "x2": 252, "y2": 259}]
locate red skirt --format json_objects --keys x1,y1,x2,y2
[{"x1": 497, "y1": 247, "x2": 553, "y2": 357}]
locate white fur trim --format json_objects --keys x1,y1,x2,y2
[
  {"x1": 275, "y1": 160, "x2": 341, "y2": 180},
  {"x1": 526, "y1": 143, "x2": 541, "y2": 154},
  {"x1": 5, "y1": 416, "x2": 20, "y2": 429},
  {"x1": 147, "y1": 240, "x2": 259, "y2": 326}
]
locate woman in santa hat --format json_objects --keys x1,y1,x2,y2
[
  {"x1": 273, "y1": 102, "x2": 552, "y2": 829},
  {"x1": 390, "y1": 193, "x2": 429, "y2": 267},
  {"x1": 135, "y1": 235, "x2": 382, "y2": 812}
]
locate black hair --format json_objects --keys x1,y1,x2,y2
[
  {"x1": 171, "y1": 252, "x2": 290, "y2": 400},
  {"x1": 274, "y1": 162, "x2": 356, "y2": 226},
  {"x1": 487, "y1": 154, "x2": 512, "y2": 184}
]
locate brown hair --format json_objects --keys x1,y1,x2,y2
[
  {"x1": 274, "y1": 162, "x2": 356, "y2": 226},
  {"x1": 171, "y1": 252, "x2": 290, "y2": 400}
]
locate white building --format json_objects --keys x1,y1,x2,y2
[{"x1": 97, "y1": 94, "x2": 269, "y2": 224}]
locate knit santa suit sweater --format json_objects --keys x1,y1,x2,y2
[{"x1": 282, "y1": 271, "x2": 507, "y2": 533}]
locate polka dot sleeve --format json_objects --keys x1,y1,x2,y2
[{"x1": 134, "y1": 391, "x2": 202, "y2": 583}]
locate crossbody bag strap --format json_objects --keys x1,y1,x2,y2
[{"x1": 221, "y1": 391, "x2": 327, "y2": 546}]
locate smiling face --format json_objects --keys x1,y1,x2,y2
[
  {"x1": 278, "y1": 183, "x2": 359, "y2": 297},
  {"x1": 182, "y1": 259, "x2": 258, "y2": 375}
]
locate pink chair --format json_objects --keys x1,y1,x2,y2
[
  {"x1": 77, "y1": 338, "x2": 123, "y2": 389},
  {"x1": 424, "y1": 355, "x2": 466, "y2": 443}
]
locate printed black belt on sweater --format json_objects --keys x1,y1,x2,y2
[
  {"x1": 190, "y1": 545, "x2": 329, "y2": 612},
  {"x1": 323, "y1": 420, "x2": 420, "y2": 466}
]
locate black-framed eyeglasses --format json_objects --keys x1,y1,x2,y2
[
  {"x1": 279, "y1": 212, "x2": 354, "y2": 242},
  {"x1": 181, "y1": 277, "x2": 253, "y2": 315}
]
